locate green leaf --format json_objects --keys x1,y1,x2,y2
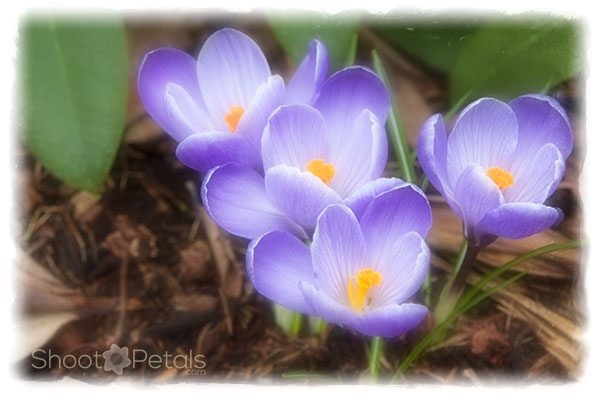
[
  {"x1": 272, "y1": 303, "x2": 303, "y2": 335},
  {"x1": 268, "y1": 15, "x2": 359, "y2": 70},
  {"x1": 391, "y1": 239, "x2": 583, "y2": 381},
  {"x1": 392, "y1": 269, "x2": 528, "y2": 380},
  {"x1": 378, "y1": 21, "x2": 479, "y2": 73},
  {"x1": 308, "y1": 315, "x2": 328, "y2": 335},
  {"x1": 21, "y1": 17, "x2": 129, "y2": 194},
  {"x1": 371, "y1": 50, "x2": 415, "y2": 183},
  {"x1": 449, "y1": 18, "x2": 580, "y2": 103}
]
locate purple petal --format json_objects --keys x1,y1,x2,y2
[
  {"x1": 285, "y1": 40, "x2": 329, "y2": 105},
  {"x1": 311, "y1": 204, "x2": 367, "y2": 304},
  {"x1": 197, "y1": 29, "x2": 270, "y2": 130},
  {"x1": 477, "y1": 203, "x2": 564, "y2": 240},
  {"x1": 342, "y1": 177, "x2": 407, "y2": 220},
  {"x1": 265, "y1": 165, "x2": 342, "y2": 230},
  {"x1": 509, "y1": 94, "x2": 573, "y2": 174},
  {"x1": 300, "y1": 281, "x2": 356, "y2": 325},
  {"x1": 261, "y1": 104, "x2": 329, "y2": 172},
  {"x1": 417, "y1": 114, "x2": 451, "y2": 196},
  {"x1": 447, "y1": 98, "x2": 518, "y2": 187},
  {"x1": 246, "y1": 230, "x2": 316, "y2": 314},
  {"x1": 350, "y1": 303, "x2": 428, "y2": 338},
  {"x1": 329, "y1": 109, "x2": 388, "y2": 198},
  {"x1": 360, "y1": 185, "x2": 432, "y2": 258},
  {"x1": 176, "y1": 131, "x2": 260, "y2": 173},
  {"x1": 453, "y1": 163, "x2": 504, "y2": 244},
  {"x1": 370, "y1": 232, "x2": 430, "y2": 308},
  {"x1": 202, "y1": 163, "x2": 306, "y2": 240},
  {"x1": 504, "y1": 143, "x2": 565, "y2": 204},
  {"x1": 162, "y1": 83, "x2": 215, "y2": 141},
  {"x1": 236, "y1": 75, "x2": 286, "y2": 154},
  {"x1": 313, "y1": 66, "x2": 390, "y2": 137},
  {"x1": 138, "y1": 48, "x2": 207, "y2": 142}
]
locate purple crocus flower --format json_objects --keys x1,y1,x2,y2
[
  {"x1": 417, "y1": 95, "x2": 573, "y2": 246},
  {"x1": 189, "y1": 66, "x2": 391, "y2": 240},
  {"x1": 246, "y1": 183, "x2": 431, "y2": 338},
  {"x1": 137, "y1": 28, "x2": 328, "y2": 172}
]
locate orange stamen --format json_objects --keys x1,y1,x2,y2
[
  {"x1": 347, "y1": 268, "x2": 383, "y2": 312},
  {"x1": 224, "y1": 106, "x2": 244, "y2": 133},
  {"x1": 306, "y1": 159, "x2": 335, "y2": 185},
  {"x1": 486, "y1": 167, "x2": 514, "y2": 191}
]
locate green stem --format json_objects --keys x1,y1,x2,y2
[
  {"x1": 433, "y1": 240, "x2": 472, "y2": 325},
  {"x1": 540, "y1": 78, "x2": 553, "y2": 95},
  {"x1": 308, "y1": 316, "x2": 328, "y2": 335},
  {"x1": 393, "y1": 270, "x2": 527, "y2": 381},
  {"x1": 369, "y1": 336, "x2": 383, "y2": 381},
  {"x1": 418, "y1": 174, "x2": 429, "y2": 192},
  {"x1": 391, "y1": 239, "x2": 582, "y2": 381},
  {"x1": 452, "y1": 240, "x2": 469, "y2": 275},
  {"x1": 273, "y1": 303, "x2": 303, "y2": 336},
  {"x1": 456, "y1": 240, "x2": 582, "y2": 313},
  {"x1": 421, "y1": 267, "x2": 432, "y2": 308},
  {"x1": 448, "y1": 242, "x2": 480, "y2": 296},
  {"x1": 444, "y1": 91, "x2": 472, "y2": 122},
  {"x1": 371, "y1": 50, "x2": 415, "y2": 183},
  {"x1": 290, "y1": 311, "x2": 303, "y2": 336}
]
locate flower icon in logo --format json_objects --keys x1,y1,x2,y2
[{"x1": 102, "y1": 344, "x2": 131, "y2": 375}]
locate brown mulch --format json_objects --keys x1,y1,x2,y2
[{"x1": 14, "y1": 16, "x2": 584, "y2": 383}]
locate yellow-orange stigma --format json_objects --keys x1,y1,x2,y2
[
  {"x1": 486, "y1": 167, "x2": 514, "y2": 191},
  {"x1": 347, "y1": 268, "x2": 383, "y2": 312},
  {"x1": 224, "y1": 106, "x2": 244, "y2": 133},
  {"x1": 306, "y1": 159, "x2": 335, "y2": 185}
]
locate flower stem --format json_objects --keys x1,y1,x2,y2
[
  {"x1": 309, "y1": 316, "x2": 328, "y2": 335},
  {"x1": 290, "y1": 311, "x2": 303, "y2": 336},
  {"x1": 273, "y1": 303, "x2": 303, "y2": 336},
  {"x1": 433, "y1": 240, "x2": 479, "y2": 325},
  {"x1": 444, "y1": 91, "x2": 472, "y2": 122},
  {"x1": 392, "y1": 239, "x2": 583, "y2": 382},
  {"x1": 369, "y1": 336, "x2": 383, "y2": 381}
]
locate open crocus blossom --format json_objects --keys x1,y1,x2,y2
[
  {"x1": 246, "y1": 183, "x2": 432, "y2": 338},
  {"x1": 417, "y1": 94, "x2": 573, "y2": 247},
  {"x1": 195, "y1": 66, "x2": 391, "y2": 240},
  {"x1": 138, "y1": 28, "x2": 328, "y2": 172}
]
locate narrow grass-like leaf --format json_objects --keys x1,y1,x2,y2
[
  {"x1": 456, "y1": 240, "x2": 582, "y2": 313},
  {"x1": 371, "y1": 50, "x2": 415, "y2": 183},
  {"x1": 393, "y1": 269, "x2": 529, "y2": 380},
  {"x1": 21, "y1": 17, "x2": 128, "y2": 194},
  {"x1": 282, "y1": 371, "x2": 330, "y2": 381},
  {"x1": 392, "y1": 239, "x2": 583, "y2": 381}
]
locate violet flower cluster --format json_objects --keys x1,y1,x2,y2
[{"x1": 138, "y1": 27, "x2": 573, "y2": 339}]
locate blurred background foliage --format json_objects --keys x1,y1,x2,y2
[
  {"x1": 19, "y1": 13, "x2": 580, "y2": 193},
  {"x1": 20, "y1": 16, "x2": 128, "y2": 194}
]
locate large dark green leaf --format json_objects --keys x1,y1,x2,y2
[
  {"x1": 378, "y1": 21, "x2": 479, "y2": 73},
  {"x1": 449, "y1": 19, "x2": 580, "y2": 103},
  {"x1": 268, "y1": 15, "x2": 358, "y2": 70},
  {"x1": 21, "y1": 17, "x2": 128, "y2": 194}
]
